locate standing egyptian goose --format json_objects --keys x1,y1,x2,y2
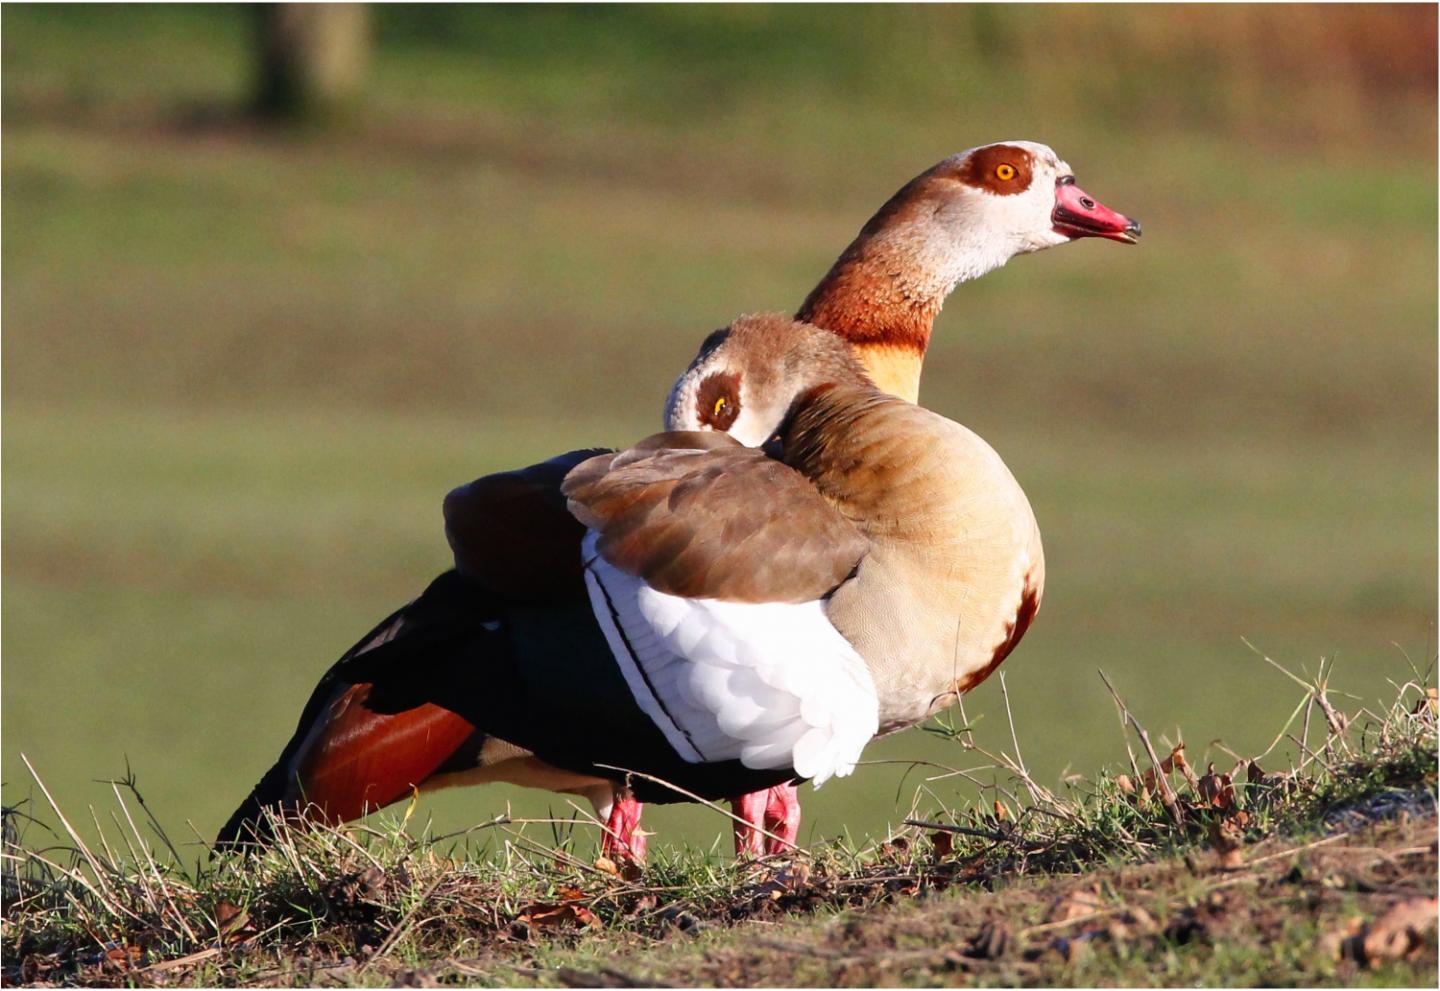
[
  {"x1": 218, "y1": 315, "x2": 1041, "y2": 866},
  {"x1": 397, "y1": 141, "x2": 1134, "y2": 859},
  {"x1": 652, "y1": 141, "x2": 1135, "y2": 851}
]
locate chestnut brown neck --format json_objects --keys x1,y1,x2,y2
[
  {"x1": 795, "y1": 178, "x2": 957, "y2": 404},
  {"x1": 796, "y1": 258, "x2": 939, "y2": 355},
  {"x1": 796, "y1": 256, "x2": 936, "y2": 404}
]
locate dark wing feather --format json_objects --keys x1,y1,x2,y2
[
  {"x1": 562, "y1": 433, "x2": 866, "y2": 603},
  {"x1": 443, "y1": 449, "x2": 608, "y2": 599}
]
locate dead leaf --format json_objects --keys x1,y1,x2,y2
[
  {"x1": 517, "y1": 901, "x2": 599, "y2": 930},
  {"x1": 993, "y1": 799, "x2": 1011, "y2": 822},
  {"x1": 1197, "y1": 765, "x2": 1238, "y2": 812},
  {"x1": 1107, "y1": 905, "x2": 1159, "y2": 941},
  {"x1": 880, "y1": 836, "x2": 911, "y2": 861},
  {"x1": 103, "y1": 945, "x2": 141, "y2": 971},
  {"x1": 1245, "y1": 758, "x2": 1291, "y2": 791},
  {"x1": 215, "y1": 899, "x2": 253, "y2": 944},
  {"x1": 1114, "y1": 774, "x2": 1135, "y2": 795},
  {"x1": 930, "y1": 830, "x2": 954, "y2": 859},
  {"x1": 594, "y1": 856, "x2": 621, "y2": 877},
  {"x1": 1356, "y1": 897, "x2": 1439, "y2": 966},
  {"x1": 1164, "y1": 744, "x2": 1201, "y2": 789},
  {"x1": 626, "y1": 893, "x2": 658, "y2": 917},
  {"x1": 215, "y1": 899, "x2": 243, "y2": 929},
  {"x1": 778, "y1": 862, "x2": 811, "y2": 892}
]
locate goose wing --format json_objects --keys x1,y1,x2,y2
[{"x1": 564, "y1": 434, "x2": 877, "y2": 785}]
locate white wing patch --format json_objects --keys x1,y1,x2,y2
[{"x1": 581, "y1": 532, "x2": 877, "y2": 786}]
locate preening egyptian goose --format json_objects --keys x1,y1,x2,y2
[{"x1": 217, "y1": 315, "x2": 1042, "y2": 864}]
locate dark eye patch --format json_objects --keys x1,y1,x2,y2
[
  {"x1": 954, "y1": 144, "x2": 1034, "y2": 196},
  {"x1": 696, "y1": 371, "x2": 741, "y2": 430}
]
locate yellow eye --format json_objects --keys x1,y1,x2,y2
[
  {"x1": 996, "y1": 163, "x2": 1016, "y2": 181},
  {"x1": 714, "y1": 396, "x2": 729, "y2": 416}
]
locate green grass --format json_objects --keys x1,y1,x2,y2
[
  {"x1": 2, "y1": 4, "x2": 1437, "y2": 866},
  {"x1": 4, "y1": 669, "x2": 1435, "y2": 986}
]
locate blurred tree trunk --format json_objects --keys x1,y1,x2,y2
[{"x1": 254, "y1": 3, "x2": 370, "y2": 121}]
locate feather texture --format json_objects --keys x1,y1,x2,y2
[
  {"x1": 563, "y1": 435, "x2": 867, "y2": 604},
  {"x1": 581, "y1": 533, "x2": 877, "y2": 785}
]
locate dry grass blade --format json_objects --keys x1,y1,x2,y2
[
  {"x1": 358, "y1": 875, "x2": 447, "y2": 973},
  {"x1": 1097, "y1": 672, "x2": 1185, "y2": 829},
  {"x1": 1242, "y1": 640, "x2": 1352, "y2": 753},
  {"x1": 2, "y1": 657, "x2": 1433, "y2": 987},
  {"x1": 110, "y1": 781, "x2": 198, "y2": 943},
  {"x1": 18, "y1": 754, "x2": 135, "y2": 924}
]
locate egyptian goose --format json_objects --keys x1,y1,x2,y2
[
  {"x1": 220, "y1": 143, "x2": 1137, "y2": 860},
  {"x1": 644, "y1": 141, "x2": 1137, "y2": 852},
  {"x1": 218, "y1": 315, "x2": 1039, "y2": 865}
]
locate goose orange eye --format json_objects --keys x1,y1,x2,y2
[
  {"x1": 996, "y1": 164, "x2": 1016, "y2": 181},
  {"x1": 713, "y1": 396, "x2": 729, "y2": 416}
]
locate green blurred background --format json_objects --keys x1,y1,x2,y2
[{"x1": 3, "y1": 4, "x2": 1436, "y2": 860}]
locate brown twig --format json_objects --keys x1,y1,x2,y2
[
  {"x1": 902, "y1": 819, "x2": 1048, "y2": 851},
  {"x1": 132, "y1": 946, "x2": 223, "y2": 975}
]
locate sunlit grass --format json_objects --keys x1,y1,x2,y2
[
  {"x1": 2, "y1": 2, "x2": 1435, "y2": 864},
  {"x1": 4, "y1": 664, "x2": 1434, "y2": 986}
]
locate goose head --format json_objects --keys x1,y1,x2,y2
[
  {"x1": 844, "y1": 140, "x2": 1140, "y2": 289},
  {"x1": 954, "y1": 140, "x2": 1140, "y2": 255},
  {"x1": 795, "y1": 141, "x2": 1140, "y2": 401},
  {"x1": 664, "y1": 314, "x2": 871, "y2": 446}
]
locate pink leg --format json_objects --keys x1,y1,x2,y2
[
  {"x1": 762, "y1": 782, "x2": 801, "y2": 855},
  {"x1": 600, "y1": 791, "x2": 646, "y2": 864},
  {"x1": 732, "y1": 790, "x2": 768, "y2": 856}
]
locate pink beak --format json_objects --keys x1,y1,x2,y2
[{"x1": 1052, "y1": 178, "x2": 1141, "y2": 244}]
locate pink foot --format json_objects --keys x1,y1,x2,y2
[
  {"x1": 732, "y1": 790, "x2": 768, "y2": 857},
  {"x1": 601, "y1": 790, "x2": 646, "y2": 864},
  {"x1": 762, "y1": 782, "x2": 801, "y2": 855}
]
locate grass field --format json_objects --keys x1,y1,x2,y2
[
  {"x1": 6, "y1": 666, "x2": 1436, "y2": 986},
  {"x1": 2, "y1": 5, "x2": 1436, "y2": 863}
]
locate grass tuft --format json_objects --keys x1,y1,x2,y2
[{"x1": 3, "y1": 662, "x2": 1435, "y2": 986}]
